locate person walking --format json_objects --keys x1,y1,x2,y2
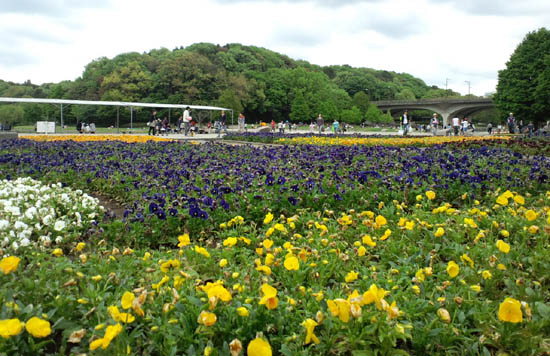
[
  {"x1": 507, "y1": 113, "x2": 516, "y2": 134},
  {"x1": 527, "y1": 121, "x2": 534, "y2": 137},
  {"x1": 148, "y1": 110, "x2": 157, "y2": 135},
  {"x1": 487, "y1": 123, "x2": 493, "y2": 135},
  {"x1": 431, "y1": 113, "x2": 439, "y2": 135},
  {"x1": 220, "y1": 110, "x2": 228, "y2": 135},
  {"x1": 452, "y1": 116, "x2": 460, "y2": 136},
  {"x1": 401, "y1": 110, "x2": 409, "y2": 136},
  {"x1": 238, "y1": 113, "x2": 245, "y2": 132},
  {"x1": 271, "y1": 120, "x2": 276, "y2": 133},
  {"x1": 316, "y1": 114, "x2": 324, "y2": 134},
  {"x1": 183, "y1": 107, "x2": 191, "y2": 136}
]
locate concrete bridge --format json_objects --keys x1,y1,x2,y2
[{"x1": 373, "y1": 98, "x2": 494, "y2": 125}]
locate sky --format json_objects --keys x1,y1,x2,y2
[{"x1": 0, "y1": 0, "x2": 549, "y2": 97}]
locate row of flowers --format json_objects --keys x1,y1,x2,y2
[
  {"x1": 20, "y1": 134, "x2": 173, "y2": 143},
  {"x1": 1, "y1": 188, "x2": 549, "y2": 354},
  {"x1": 0, "y1": 177, "x2": 103, "y2": 250}
]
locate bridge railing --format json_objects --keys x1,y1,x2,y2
[{"x1": 373, "y1": 98, "x2": 492, "y2": 106}]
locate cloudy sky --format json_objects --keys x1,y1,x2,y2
[{"x1": 1, "y1": 0, "x2": 549, "y2": 96}]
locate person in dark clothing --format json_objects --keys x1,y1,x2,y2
[
  {"x1": 220, "y1": 110, "x2": 228, "y2": 135},
  {"x1": 76, "y1": 121, "x2": 83, "y2": 134},
  {"x1": 148, "y1": 110, "x2": 157, "y2": 135},
  {"x1": 527, "y1": 122, "x2": 534, "y2": 137}
]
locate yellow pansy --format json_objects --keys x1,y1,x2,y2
[
  {"x1": 498, "y1": 298, "x2": 522, "y2": 323},
  {"x1": 247, "y1": 337, "x2": 272, "y2": 356},
  {"x1": 284, "y1": 256, "x2": 300, "y2": 271},
  {"x1": 447, "y1": 261, "x2": 459, "y2": 278},
  {"x1": 0, "y1": 256, "x2": 20, "y2": 275},
  {"x1": 302, "y1": 319, "x2": 320, "y2": 345},
  {"x1": 496, "y1": 240, "x2": 510, "y2": 253},
  {"x1": 25, "y1": 317, "x2": 51, "y2": 338},
  {"x1": 0, "y1": 318, "x2": 24, "y2": 338},
  {"x1": 426, "y1": 191, "x2": 436, "y2": 200}
]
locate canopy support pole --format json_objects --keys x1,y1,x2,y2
[
  {"x1": 116, "y1": 106, "x2": 120, "y2": 134},
  {"x1": 130, "y1": 107, "x2": 133, "y2": 131}
]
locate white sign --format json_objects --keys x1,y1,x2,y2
[{"x1": 36, "y1": 121, "x2": 55, "y2": 133}]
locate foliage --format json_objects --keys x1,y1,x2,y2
[{"x1": 494, "y1": 28, "x2": 550, "y2": 126}]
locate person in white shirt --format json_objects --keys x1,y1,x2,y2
[
  {"x1": 401, "y1": 110, "x2": 409, "y2": 136},
  {"x1": 183, "y1": 107, "x2": 191, "y2": 136},
  {"x1": 452, "y1": 116, "x2": 460, "y2": 136},
  {"x1": 431, "y1": 113, "x2": 439, "y2": 135}
]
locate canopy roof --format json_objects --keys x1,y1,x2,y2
[{"x1": 0, "y1": 97, "x2": 230, "y2": 111}]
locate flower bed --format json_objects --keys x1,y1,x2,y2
[
  {"x1": 20, "y1": 134, "x2": 174, "y2": 143},
  {"x1": 0, "y1": 177, "x2": 103, "y2": 250},
  {"x1": 1, "y1": 138, "x2": 550, "y2": 354},
  {"x1": 1, "y1": 190, "x2": 550, "y2": 354}
]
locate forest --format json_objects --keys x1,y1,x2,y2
[{"x1": 0, "y1": 43, "x2": 463, "y2": 127}]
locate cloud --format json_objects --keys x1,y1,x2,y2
[
  {"x1": 211, "y1": 0, "x2": 382, "y2": 8},
  {"x1": 434, "y1": 0, "x2": 550, "y2": 16},
  {"x1": 0, "y1": 0, "x2": 112, "y2": 17}
]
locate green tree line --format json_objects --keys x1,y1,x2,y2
[{"x1": 0, "y1": 43, "x2": 460, "y2": 127}]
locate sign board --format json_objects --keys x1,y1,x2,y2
[{"x1": 36, "y1": 121, "x2": 55, "y2": 133}]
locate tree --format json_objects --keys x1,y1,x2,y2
[
  {"x1": 0, "y1": 105, "x2": 24, "y2": 125},
  {"x1": 289, "y1": 90, "x2": 310, "y2": 123},
  {"x1": 341, "y1": 106, "x2": 362, "y2": 124},
  {"x1": 365, "y1": 104, "x2": 383, "y2": 123},
  {"x1": 494, "y1": 28, "x2": 550, "y2": 126},
  {"x1": 352, "y1": 91, "x2": 369, "y2": 116}
]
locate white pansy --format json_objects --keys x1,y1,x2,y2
[
  {"x1": 55, "y1": 236, "x2": 63, "y2": 243},
  {"x1": 0, "y1": 220, "x2": 9, "y2": 230},
  {"x1": 54, "y1": 220, "x2": 66, "y2": 231},
  {"x1": 20, "y1": 238, "x2": 30, "y2": 247}
]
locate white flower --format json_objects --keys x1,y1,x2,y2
[
  {"x1": 0, "y1": 220, "x2": 9, "y2": 230},
  {"x1": 54, "y1": 220, "x2": 66, "y2": 231},
  {"x1": 20, "y1": 238, "x2": 30, "y2": 247},
  {"x1": 55, "y1": 236, "x2": 63, "y2": 243},
  {"x1": 14, "y1": 221, "x2": 29, "y2": 231}
]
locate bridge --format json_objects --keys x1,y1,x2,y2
[{"x1": 373, "y1": 98, "x2": 494, "y2": 126}]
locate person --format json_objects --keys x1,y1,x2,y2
[
  {"x1": 76, "y1": 121, "x2": 83, "y2": 134},
  {"x1": 89, "y1": 123, "x2": 96, "y2": 134},
  {"x1": 487, "y1": 123, "x2": 493, "y2": 135},
  {"x1": 278, "y1": 121, "x2": 285, "y2": 134},
  {"x1": 215, "y1": 119, "x2": 222, "y2": 138},
  {"x1": 183, "y1": 107, "x2": 191, "y2": 136},
  {"x1": 452, "y1": 116, "x2": 460, "y2": 136},
  {"x1": 207, "y1": 121, "x2": 212, "y2": 133},
  {"x1": 497, "y1": 124, "x2": 502, "y2": 135},
  {"x1": 155, "y1": 117, "x2": 162, "y2": 136},
  {"x1": 238, "y1": 113, "x2": 245, "y2": 132},
  {"x1": 161, "y1": 117, "x2": 169, "y2": 135},
  {"x1": 286, "y1": 120, "x2": 291, "y2": 132},
  {"x1": 527, "y1": 121, "x2": 534, "y2": 137},
  {"x1": 220, "y1": 110, "x2": 228, "y2": 135},
  {"x1": 148, "y1": 110, "x2": 157, "y2": 135},
  {"x1": 309, "y1": 122, "x2": 315, "y2": 133},
  {"x1": 507, "y1": 112, "x2": 516, "y2": 134},
  {"x1": 461, "y1": 118, "x2": 469, "y2": 135},
  {"x1": 271, "y1": 120, "x2": 276, "y2": 133},
  {"x1": 332, "y1": 120, "x2": 339, "y2": 133},
  {"x1": 401, "y1": 110, "x2": 409, "y2": 136},
  {"x1": 316, "y1": 114, "x2": 324, "y2": 134},
  {"x1": 431, "y1": 113, "x2": 439, "y2": 135},
  {"x1": 518, "y1": 120, "x2": 524, "y2": 134}
]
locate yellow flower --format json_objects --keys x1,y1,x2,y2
[
  {"x1": 259, "y1": 284, "x2": 279, "y2": 310},
  {"x1": 108, "y1": 306, "x2": 135, "y2": 323},
  {"x1": 500, "y1": 230, "x2": 510, "y2": 238},
  {"x1": 525, "y1": 210, "x2": 538, "y2": 221},
  {"x1": 497, "y1": 263, "x2": 507, "y2": 270},
  {"x1": 263, "y1": 239, "x2": 274, "y2": 249},
  {"x1": 264, "y1": 212, "x2": 274, "y2": 225},
  {"x1": 219, "y1": 259, "x2": 228, "y2": 268},
  {"x1": 52, "y1": 248, "x2": 63, "y2": 257},
  {"x1": 513, "y1": 194, "x2": 525, "y2": 205},
  {"x1": 75, "y1": 242, "x2": 86, "y2": 252},
  {"x1": 283, "y1": 256, "x2": 300, "y2": 271},
  {"x1": 237, "y1": 307, "x2": 249, "y2": 317},
  {"x1": 160, "y1": 259, "x2": 180, "y2": 273},
  {"x1": 0, "y1": 256, "x2": 21, "y2": 274},
  {"x1": 256, "y1": 265, "x2": 272, "y2": 275},
  {"x1": 416, "y1": 194, "x2": 423, "y2": 202},
  {"x1": 121, "y1": 291, "x2": 135, "y2": 310},
  {"x1": 496, "y1": 240, "x2": 510, "y2": 253},
  {"x1": 411, "y1": 285, "x2": 420, "y2": 295},
  {"x1": 498, "y1": 298, "x2": 523, "y2": 323},
  {"x1": 437, "y1": 308, "x2": 451, "y2": 323},
  {"x1": 345, "y1": 270, "x2": 359, "y2": 283},
  {"x1": 460, "y1": 254, "x2": 474, "y2": 268},
  {"x1": 194, "y1": 246, "x2": 210, "y2": 258},
  {"x1": 25, "y1": 317, "x2": 51, "y2": 338},
  {"x1": 197, "y1": 311, "x2": 217, "y2": 326},
  {"x1": 204, "y1": 346, "x2": 213, "y2": 356},
  {"x1": 90, "y1": 323, "x2": 123, "y2": 350},
  {"x1": 274, "y1": 223, "x2": 287, "y2": 233},
  {"x1": 375, "y1": 215, "x2": 387, "y2": 227},
  {"x1": 362, "y1": 284, "x2": 387, "y2": 310},
  {"x1": 223, "y1": 237, "x2": 238, "y2": 247},
  {"x1": 142, "y1": 252, "x2": 151, "y2": 261},
  {"x1": 528, "y1": 225, "x2": 539, "y2": 234},
  {"x1": 302, "y1": 319, "x2": 320, "y2": 345},
  {"x1": 415, "y1": 269, "x2": 425, "y2": 282},
  {"x1": 380, "y1": 229, "x2": 392, "y2": 241},
  {"x1": 362, "y1": 234, "x2": 376, "y2": 247},
  {"x1": 426, "y1": 191, "x2": 436, "y2": 200},
  {"x1": 482, "y1": 270, "x2": 492, "y2": 280},
  {"x1": 357, "y1": 246, "x2": 366, "y2": 256},
  {"x1": 0, "y1": 318, "x2": 24, "y2": 338},
  {"x1": 464, "y1": 218, "x2": 478, "y2": 229},
  {"x1": 496, "y1": 195, "x2": 508, "y2": 206},
  {"x1": 327, "y1": 298, "x2": 351, "y2": 322},
  {"x1": 434, "y1": 227, "x2": 445, "y2": 238},
  {"x1": 91, "y1": 274, "x2": 102, "y2": 282},
  {"x1": 178, "y1": 234, "x2": 190, "y2": 247},
  {"x1": 447, "y1": 261, "x2": 459, "y2": 278},
  {"x1": 405, "y1": 221, "x2": 415, "y2": 230},
  {"x1": 247, "y1": 337, "x2": 272, "y2": 356}
]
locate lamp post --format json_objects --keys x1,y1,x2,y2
[{"x1": 464, "y1": 81, "x2": 471, "y2": 95}]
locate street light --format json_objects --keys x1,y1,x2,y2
[
  {"x1": 445, "y1": 78, "x2": 451, "y2": 91},
  {"x1": 464, "y1": 81, "x2": 471, "y2": 95}
]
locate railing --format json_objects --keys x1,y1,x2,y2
[{"x1": 373, "y1": 98, "x2": 493, "y2": 106}]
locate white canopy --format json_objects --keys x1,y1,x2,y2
[{"x1": 0, "y1": 97, "x2": 230, "y2": 111}]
